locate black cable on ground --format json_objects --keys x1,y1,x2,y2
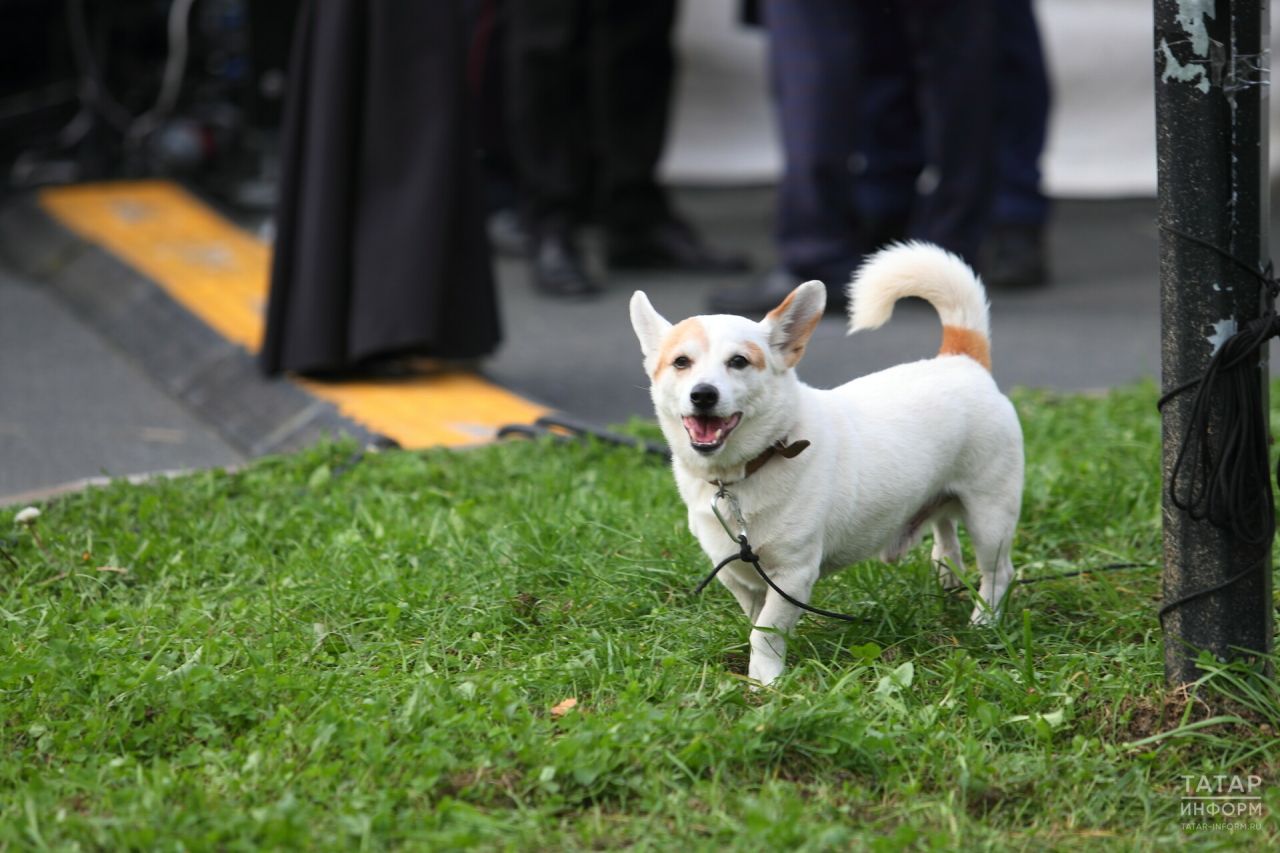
[
  {"x1": 1014, "y1": 561, "x2": 1154, "y2": 585},
  {"x1": 497, "y1": 414, "x2": 670, "y2": 460}
]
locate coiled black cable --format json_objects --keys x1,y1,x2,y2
[{"x1": 1156, "y1": 224, "x2": 1279, "y2": 620}]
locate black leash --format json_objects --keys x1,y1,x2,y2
[
  {"x1": 691, "y1": 529, "x2": 1156, "y2": 623},
  {"x1": 695, "y1": 533, "x2": 865, "y2": 623}
]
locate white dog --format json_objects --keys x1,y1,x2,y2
[{"x1": 629, "y1": 242, "x2": 1024, "y2": 685}]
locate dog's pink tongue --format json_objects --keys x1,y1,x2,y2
[{"x1": 683, "y1": 415, "x2": 723, "y2": 444}]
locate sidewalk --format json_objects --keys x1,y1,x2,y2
[
  {"x1": 0, "y1": 266, "x2": 242, "y2": 503},
  {"x1": 2, "y1": 182, "x2": 1275, "y2": 503}
]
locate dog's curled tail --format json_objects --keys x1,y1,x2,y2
[{"x1": 845, "y1": 241, "x2": 991, "y2": 370}]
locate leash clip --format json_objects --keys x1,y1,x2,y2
[{"x1": 711, "y1": 480, "x2": 748, "y2": 544}]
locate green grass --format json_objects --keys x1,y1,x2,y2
[{"x1": 2, "y1": 381, "x2": 1278, "y2": 850}]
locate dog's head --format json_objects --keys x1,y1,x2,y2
[{"x1": 629, "y1": 282, "x2": 826, "y2": 473}]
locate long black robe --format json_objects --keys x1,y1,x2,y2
[{"x1": 260, "y1": 0, "x2": 500, "y2": 375}]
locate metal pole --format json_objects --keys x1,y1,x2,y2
[{"x1": 1155, "y1": 0, "x2": 1272, "y2": 684}]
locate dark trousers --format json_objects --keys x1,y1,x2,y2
[
  {"x1": 991, "y1": 0, "x2": 1051, "y2": 226},
  {"x1": 504, "y1": 0, "x2": 676, "y2": 234},
  {"x1": 766, "y1": 0, "x2": 998, "y2": 278},
  {"x1": 856, "y1": 0, "x2": 1050, "y2": 228}
]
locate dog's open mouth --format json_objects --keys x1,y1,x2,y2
[{"x1": 682, "y1": 412, "x2": 742, "y2": 453}]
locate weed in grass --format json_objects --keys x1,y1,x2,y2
[{"x1": 0, "y1": 382, "x2": 1277, "y2": 849}]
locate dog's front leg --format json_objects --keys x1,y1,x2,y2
[
  {"x1": 748, "y1": 569, "x2": 816, "y2": 686},
  {"x1": 720, "y1": 571, "x2": 765, "y2": 622}
]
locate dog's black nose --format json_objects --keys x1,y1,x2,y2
[{"x1": 690, "y1": 383, "x2": 719, "y2": 410}]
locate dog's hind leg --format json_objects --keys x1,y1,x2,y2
[
  {"x1": 930, "y1": 516, "x2": 966, "y2": 590},
  {"x1": 963, "y1": 501, "x2": 1017, "y2": 625}
]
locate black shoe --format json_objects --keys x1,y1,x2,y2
[
  {"x1": 980, "y1": 223, "x2": 1048, "y2": 289},
  {"x1": 488, "y1": 208, "x2": 530, "y2": 258},
  {"x1": 606, "y1": 218, "x2": 750, "y2": 274},
  {"x1": 707, "y1": 267, "x2": 848, "y2": 317},
  {"x1": 530, "y1": 230, "x2": 602, "y2": 298}
]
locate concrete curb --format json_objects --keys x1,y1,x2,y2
[{"x1": 0, "y1": 194, "x2": 385, "y2": 458}]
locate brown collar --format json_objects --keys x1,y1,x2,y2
[{"x1": 710, "y1": 438, "x2": 811, "y2": 485}]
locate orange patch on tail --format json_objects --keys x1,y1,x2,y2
[{"x1": 939, "y1": 325, "x2": 991, "y2": 370}]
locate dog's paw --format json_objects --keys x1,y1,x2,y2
[
  {"x1": 935, "y1": 560, "x2": 965, "y2": 591},
  {"x1": 748, "y1": 658, "x2": 784, "y2": 687},
  {"x1": 969, "y1": 605, "x2": 999, "y2": 626}
]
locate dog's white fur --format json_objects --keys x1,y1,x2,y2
[{"x1": 630, "y1": 241, "x2": 1024, "y2": 686}]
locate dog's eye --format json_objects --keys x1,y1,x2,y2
[
  {"x1": 673, "y1": 355, "x2": 692, "y2": 370},
  {"x1": 727, "y1": 354, "x2": 750, "y2": 370}
]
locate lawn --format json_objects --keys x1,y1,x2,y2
[{"x1": 2, "y1": 382, "x2": 1277, "y2": 850}]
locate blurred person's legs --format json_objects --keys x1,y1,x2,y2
[
  {"x1": 900, "y1": 0, "x2": 998, "y2": 267},
  {"x1": 261, "y1": 0, "x2": 500, "y2": 376},
  {"x1": 595, "y1": 1, "x2": 748, "y2": 274},
  {"x1": 983, "y1": 0, "x2": 1051, "y2": 288},
  {"x1": 850, "y1": 1, "x2": 921, "y2": 253},
  {"x1": 506, "y1": 0, "x2": 746, "y2": 299},
  {"x1": 466, "y1": 0, "x2": 528, "y2": 257},
  {"x1": 505, "y1": 0, "x2": 599, "y2": 296},
  {"x1": 709, "y1": 0, "x2": 862, "y2": 315},
  {"x1": 856, "y1": 1, "x2": 1033, "y2": 282},
  {"x1": 593, "y1": 0, "x2": 674, "y2": 238}
]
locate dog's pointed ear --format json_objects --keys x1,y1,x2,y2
[
  {"x1": 762, "y1": 281, "x2": 826, "y2": 368},
  {"x1": 629, "y1": 291, "x2": 672, "y2": 358}
]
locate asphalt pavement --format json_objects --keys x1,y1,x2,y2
[
  {"x1": 0, "y1": 266, "x2": 243, "y2": 503},
  {"x1": 486, "y1": 191, "x2": 1176, "y2": 427}
]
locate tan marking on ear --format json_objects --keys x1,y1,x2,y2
[
  {"x1": 743, "y1": 341, "x2": 767, "y2": 370},
  {"x1": 939, "y1": 325, "x2": 991, "y2": 370},
  {"x1": 766, "y1": 291, "x2": 823, "y2": 369},
  {"x1": 763, "y1": 289, "x2": 797, "y2": 325},
  {"x1": 775, "y1": 309, "x2": 822, "y2": 368},
  {"x1": 654, "y1": 318, "x2": 709, "y2": 378}
]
